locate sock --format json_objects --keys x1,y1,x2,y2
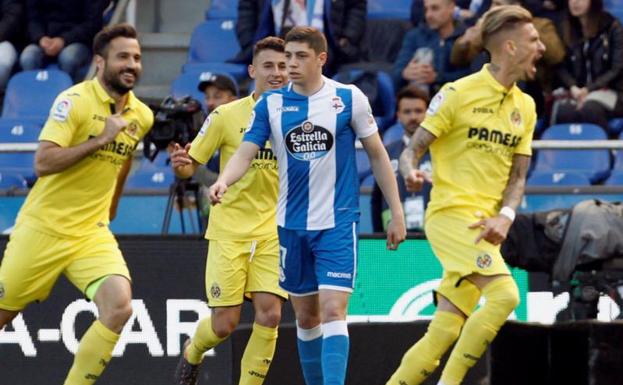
[
  {"x1": 386, "y1": 311, "x2": 465, "y2": 385},
  {"x1": 440, "y1": 276, "x2": 519, "y2": 385},
  {"x1": 239, "y1": 323, "x2": 278, "y2": 385},
  {"x1": 186, "y1": 316, "x2": 226, "y2": 365},
  {"x1": 321, "y1": 320, "x2": 349, "y2": 385},
  {"x1": 63, "y1": 320, "x2": 119, "y2": 385},
  {"x1": 296, "y1": 323, "x2": 323, "y2": 385}
]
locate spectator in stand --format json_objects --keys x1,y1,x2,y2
[
  {"x1": 553, "y1": 0, "x2": 623, "y2": 130},
  {"x1": 371, "y1": 85, "x2": 432, "y2": 233},
  {"x1": 394, "y1": 0, "x2": 471, "y2": 95},
  {"x1": 233, "y1": 0, "x2": 366, "y2": 74},
  {"x1": 412, "y1": 0, "x2": 493, "y2": 27},
  {"x1": 20, "y1": 0, "x2": 108, "y2": 81},
  {"x1": 197, "y1": 73, "x2": 238, "y2": 113},
  {"x1": 0, "y1": 0, "x2": 24, "y2": 94},
  {"x1": 451, "y1": 0, "x2": 565, "y2": 116}
]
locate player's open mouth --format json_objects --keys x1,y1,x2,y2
[
  {"x1": 268, "y1": 80, "x2": 282, "y2": 86},
  {"x1": 121, "y1": 72, "x2": 136, "y2": 82}
]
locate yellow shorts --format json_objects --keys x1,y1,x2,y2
[
  {"x1": 206, "y1": 238, "x2": 288, "y2": 307},
  {"x1": 0, "y1": 224, "x2": 130, "y2": 311},
  {"x1": 426, "y1": 212, "x2": 510, "y2": 316}
]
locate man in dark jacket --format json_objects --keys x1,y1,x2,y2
[
  {"x1": 393, "y1": 0, "x2": 470, "y2": 93},
  {"x1": 19, "y1": 0, "x2": 108, "y2": 81},
  {"x1": 0, "y1": 0, "x2": 24, "y2": 92},
  {"x1": 233, "y1": 0, "x2": 366, "y2": 74}
]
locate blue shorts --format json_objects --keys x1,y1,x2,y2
[{"x1": 277, "y1": 222, "x2": 359, "y2": 296}]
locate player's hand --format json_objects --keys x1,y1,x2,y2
[
  {"x1": 98, "y1": 113, "x2": 127, "y2": 145},
  {"x1": 386, "y1": 216, "x2": 407, "y2": 250},
  {"x1": 469, "y1": 215, "x2": 513, "y2": 245},
  {"x1": 404, "y1": 169, "x2": 431, "y2": 192},
  {"x1": 209, "y1": 180, "x2": 228, "y2": 205},
  {"x1": 170, "y1": 143, "x2": 192, "y2": 170}
]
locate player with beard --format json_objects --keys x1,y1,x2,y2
[
  {"x1": 0, "y1": 24, "x2": 153, "y2": 385},
  {"x1": 387, "y1": 5, "x2": 545, "y2": 385}
]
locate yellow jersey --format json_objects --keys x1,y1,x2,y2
[
  {"x1": 189, "y1": 94, "x2": 278, "y2": 241},
  {"x1": 421, "y1": 65, "x2": 536, "y2": 219},
  {"x1": 16, "y1": 78, "x2": 154, "y2": 237}
]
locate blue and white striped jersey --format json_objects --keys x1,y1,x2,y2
[{"x1": 244, "y1": 77, "x2": 378, "y2": 230}]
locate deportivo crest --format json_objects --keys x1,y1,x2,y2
[
  {"x1": 476, "y1": 253, "x2": 493, "y2": 269},
  {"x1": 330, "y1": 96, "x2": 345, "y2": 114},
  {"x1": 210, "y1": 282, "x2": 221, "y2": 298},
  {"x1": 510, "y1": 108, "x2": 522, "y2": 126}
]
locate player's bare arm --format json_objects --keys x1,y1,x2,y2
[
  {"x1": 361, "y1": 133, "x2": 406, "y2": 250},
  {"x1": 170, "y1": 143, "x2": 199, "y2": 179},
  {"x1": 35, "y1": 113, "x2": 128, "y2": 177},
  {"x1": 399, "y1": 126, "x2": 436, "y2": 192},
  {"x1": 209, "y1": 141, "x2": 260, "y2": 204},
  {"x1": 470, "y1": 154, "x2": 531, "y2": 245},
  {"x1": 110, "y1": 157, "x2": 132, "y2": 220}
]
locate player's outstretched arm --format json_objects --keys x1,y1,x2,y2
[
  {"x1": 35, "y1": 113, "x2": 128, "y2": 177},
  {"x1": 469, "y1": 154, "x2": 531, "y2": 245},
  {"x1": 170, "y1": 143, "x2": 199, "y2": 179},
  {"x1": 399, "y1": 126, "x2": 435, "y2": 192},
  {"x1": 361, "y1": 133, "x2": 406, "y2": 250},
  {"x1": 209, "y1": 141, "x2": 259, "y2": 204}
]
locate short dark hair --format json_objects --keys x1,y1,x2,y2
[
  {"x1": 93, "y1": 23, "x2": 138, "y2": 57},
  {"x1": 253, "y1": 36, "x2": 285, "y2": 59},
  {"x1": 284, "y1": 26, "x2": 327, "y2": 54},
  {"x1": 396, "y1": 85, "x2": 430, "y2": 110}
]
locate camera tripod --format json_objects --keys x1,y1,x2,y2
[{"x1": 161, "y1": 177, "x2": 206, "y2": 234}]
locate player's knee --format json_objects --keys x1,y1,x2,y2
[
  {"x1": 109, "y1": 301, "x2": 133, "y2": 325},
  {"x1": 320, "y1": 299, "x2": 347, "y2": 322},
  {"x1": 255, "y1": 307, "x2": 281, "y2": 328},
  {"x1": 212, "y1": 310, "x2": 240, "y2": 338},
  {"x1": 296, "y1": 313, "x2": 321, "y2": 329},
  {"x1": 484, "y1": 276, "x2": 520, "y2": 314},
  {"x1": 0, "y1": 309, "x2": 19, "y2": 329}
]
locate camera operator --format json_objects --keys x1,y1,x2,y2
[
  {"x1": 169, "y1": 36, "x2": 289, "y2": 384},
  {"x1": 198, "y1": 72, "x2": 238, "y2": 113}
]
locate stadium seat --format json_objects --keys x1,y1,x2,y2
[
  {"x1": 355, "y1": 147, "x2": 373, "y2": 183},
  {"x1": 2, "y1": 70, "x2": 73, "y2": 121},
  {"x1": 185, "y1": 20, "x2": 247, "y2": 78},
  {"x1": 608, "y1": 118, "x2": 623, "y2": 137},
  {"x1": 605, "y1": 0, "x2": 623, "y2": 23},
  {"x1": 204, "y1": 0, "x2": 237, "y2": 19},
  {"x1": 367, "y1": 0, "x2": 412, "y2": 19},
  {"x1": 125, "y1": 160, "x2": 174, "y2": 190},
  {"x1": 606, "y1": 171, "x2": 623, "y2": 185},
  {"x1": 0, "y1": 171, "x2": 27, "y2": 189},
  {"x1": 0, "y1": 118, "x2": 42, "y2": 142},
  {"x1": 170, "y1": 70, "x2": 239, "y2": 110},
  {"x1": 533, "y1": 123, "x2": 611, "y2": 184},
  {"x1": 527, "y1": 171, "x2": 591, "y2": 186},
  {"x1": 0, "y1": 152, "x2": 36, "y2": 181},
  {"x1": 333, "y1": 69, "x2": 396, "y2": 131},
  {"x1": 383, "y1": 123, "x2": 404, "y2": 145}
]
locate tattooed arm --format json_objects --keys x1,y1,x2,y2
[
  {"x1": 399, "y1": 126, "x2": 436, "y2": 192},
  {"x1": 470, "y1": 154, "x2": 531, "y2": 245}
]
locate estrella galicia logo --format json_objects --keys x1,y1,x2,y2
[{"x1": 285, "y1": 120, "x2": 334, "y2": 161}]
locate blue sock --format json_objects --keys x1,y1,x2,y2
[
  {"x1": 297, "y1": 324, "x2": 323, "y2": 385},
  {"x1": 321, "y1": 320, "x2": 350, "y2": 385}
]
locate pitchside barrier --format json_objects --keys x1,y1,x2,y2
[{"x1": 2, "y1": 236, "x2": 623, "y2": 384}]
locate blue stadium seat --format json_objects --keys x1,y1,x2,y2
[
  {"x1": 608, "y1": 118, "x2": 623, "y2": 136},
  {"x1": 205, "y1": 0, "x2": 237, "y2": 19},
  {"x1": 0, "y1": 171, "x2": 27, "y2": 189},
  {"x1": 533, "y1": 123, "x2": 611, "y2": 184},
  {"x1": 606, "y1": 171, "x2": 623, "y2": 185},
  {"x1": 367, "y1": 0, "x2": 412, "y2": 19},
  {"x1": 0, "y1": 118, "x2": 42, "y2": 142},
  {"x1": 355, "y1": 147, "x2": 373, "y2": 183},
  {"x1": 605, "y1": 0, "x2": 623, "y2": 23},
  {"x1": 2, "y1": 70, "x2": 73, "y2": 121},
  {"x1": 125, "y1": 161, "x2": 174, "y2": 190},
  {"x1": 527, "y1": 171, "x2": 591, "y2": 186},
  {"x1": 185, "y1": 20, "x2": 247, "y2": 78},
  {"x1": 383, "y1": 123, "x2": 404, "y2": 145},
  {"x1": 0, "y1": 152, "x2": 36, "y2": 180},
  {"x1": 170, "y1": 70, "x2": 239, "y2": 111},
  {"x1": 333, "y1": 69, "x2": 396, "y2": 131}
]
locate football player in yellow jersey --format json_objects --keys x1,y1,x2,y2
[
  {"x1": 170, "y1": 37, "x2": 288, "y2": 385},
  {"x1": 0, "y1": 24, "x2": 153, "y2": 385},
  {"x1": 387, "y1": 6, "x2": 545, "y2": 385}
]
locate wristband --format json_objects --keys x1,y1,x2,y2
[{"x1": 499, "y1": 206, "x2": 516, "y2": 222}]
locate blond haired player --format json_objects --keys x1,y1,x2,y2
[
  {"x1": 170, "y1": 37, "x2": 288, "y2": 385},
  {"x1": 0, "y1": 24, "x2": 153, "y2": 385},
  {"x1": 387, "y1": 5, "x2": 545, "y2": 385}
]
